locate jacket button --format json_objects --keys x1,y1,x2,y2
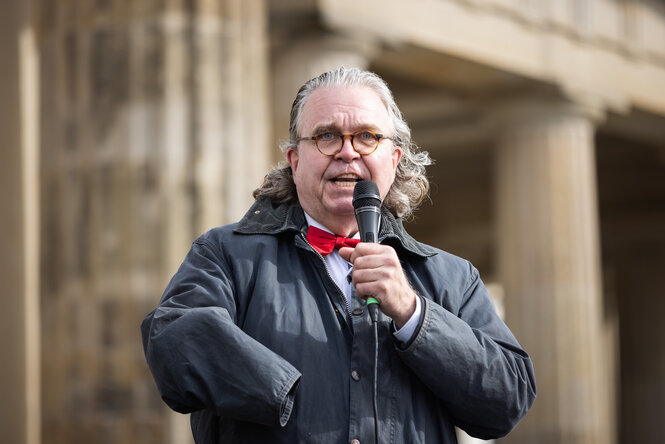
[
  {"x1": 352, "y1": 307, "x2": 363, "y2": 316},
  {"x1": 351, "y1": 370, "x2": 360, "y2": 381},
  {"x1": 350, "y1": 440, "x2": 360, "y2": 444}
]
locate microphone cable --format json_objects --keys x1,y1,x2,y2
[{"x1": 368, "y1": 301, "x2": 380, "y2": 444}]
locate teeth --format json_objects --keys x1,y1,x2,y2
[
  {"x1": 336, "y1": 174, "x2": 359, "y2": 179},
  {"x1": 333, "y1": 174, "x2": 361, "y2": 181},
  {"x1": 332, "y1": 174, "x2": 361, "y2": 187}
]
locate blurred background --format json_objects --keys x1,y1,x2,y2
[{"x1": 2, "y1": 0, "x2": 665, "y2": 443}]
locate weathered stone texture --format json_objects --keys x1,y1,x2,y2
[{"x1": 38, "y1": 1, "x2": 268, "y2": 443}]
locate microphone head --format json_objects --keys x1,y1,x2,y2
[{"x1": 353, "y1": 180, "x2": 381, "y2": 210}]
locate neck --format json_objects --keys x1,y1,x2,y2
[{"x1": 304, "y1": 212, "x2": 358, "y2": 238}]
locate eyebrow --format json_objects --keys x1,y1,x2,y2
[{"x1": 311, "y1": 123, "x2": 380, "y2": 135}]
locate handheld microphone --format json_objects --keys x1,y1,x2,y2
[
  {"x1": 353, "y1": 180, "x2": 381, "y2": 243},
  {"x1": 353, "y1": 180, "x2": 381, "y2": 316},
  {"x1": 353, "y1": 180, "x2": 382, "y2": 444}
]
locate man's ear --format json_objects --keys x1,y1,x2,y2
[
  {"x1": 287, "y1": 148, "x2": 299, "y2": 179},
  {"x1": 392, "y1": 146, "x2": 402, "y2": 170}
]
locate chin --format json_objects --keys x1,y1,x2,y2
[{"x1": 326, "y1": 201, "x2": 354, "y2": 217}]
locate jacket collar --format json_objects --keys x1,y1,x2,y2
[{"x1": 234, "y1": 198, "x2": 436, "y2": 258}]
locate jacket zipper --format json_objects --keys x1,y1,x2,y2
[{"x1": 300, "y1": 232, "x2": 353, "y2": 319}]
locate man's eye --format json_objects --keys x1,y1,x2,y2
[
  {"x1": 357, "y1": 131, "x2": 376, "y2": 140},
  {"x1": 317, "y1": 132, "x2": 336, "y2": 141}
]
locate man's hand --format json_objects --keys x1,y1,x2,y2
[{"x1": 339, "y1": 243, "x2": 417, "y2": 328}]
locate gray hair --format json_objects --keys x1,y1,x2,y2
[{"x1": 253, "y1": 66, "x2": 432, "y2": 219}]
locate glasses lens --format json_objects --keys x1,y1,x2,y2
[
  {"x1": 314, "y1": 131, "x2": 380, "y2": 155},
  {"x1": 353, "y1": 131, "x2": 379, "y2": 154},
  {"x1": 316, "y1": 132, "x2": 340, "y2": 155}
]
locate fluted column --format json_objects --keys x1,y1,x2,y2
[
  {"x1": 190, "y1": 0, "x2": 271, "y2": 229},
  {"x1": 160, "y1": 4, "x2": 270, "y2": 442},
  {"x1": 493, "y1": 98, "x2": 614, "y2": 444},
  {"x1": 38, "y1": 1, "x2": 270, "y2": 443}
]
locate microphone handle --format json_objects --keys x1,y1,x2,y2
[
  {"x1": 355, "y1": 207, "x2": 380, "y2": 243},
  {"x1": 355, "y1": 206, "x2": 381, "y2": 308}
]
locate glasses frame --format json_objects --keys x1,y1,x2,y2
[{"x1": 297, "y1": 130, "x2": 392, "y2": 157}]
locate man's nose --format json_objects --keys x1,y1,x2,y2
[{"x1": 335, "y1": 135, "x2": 361, "y2": 162}]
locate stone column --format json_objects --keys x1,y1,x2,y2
[
  {"x1": 38, "y1": 1, "x2": 270, "y2": 443},
  {"x1": 160, "y1": 3, "x2": 270, "y2": 441},
  {"x1": 492, "y1": 98, "x2": 615, "y2": 444},
  {"x1": 271, "y1": 36, "x2": 377, "y2": 159},
  {"x1": 0, "y1": 2, "x2": 40, "y2": 444},
  {"x1": 191, "y1": 0, "x2": 271, "y2": 230}
]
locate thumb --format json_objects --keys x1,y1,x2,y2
[{"x1": 338, "y1": 247, "x2": 353, "y2": 262}]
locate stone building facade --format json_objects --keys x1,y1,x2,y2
[{"x1": 2, "y1": 1, "x2": 665, "y2": 443}]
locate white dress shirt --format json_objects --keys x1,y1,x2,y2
[{"x1": 304, "y1": 212, "x2": 421, "y2": 344}]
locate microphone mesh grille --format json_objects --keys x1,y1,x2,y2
[
  {"x1": 353, "y1": 181, "x2": 381, "y2": 209},
  {"x1": 354, "y1": 196, "x2": 380, "y2": 208}
]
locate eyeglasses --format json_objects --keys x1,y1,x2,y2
[{"x1": 297, "y1": 131, "x2": 392, "y2": 156}]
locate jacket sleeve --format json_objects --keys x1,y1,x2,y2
[
  {"x1": 140, "y1": 237, "x2": 301, "y2": 427},
  {"x1": 395, "y1": 262, "x2": 536, "y2": 440}
]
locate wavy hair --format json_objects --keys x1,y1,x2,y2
[{"x1": 253, "y1": 67, "x2": 432, "y2": 219}]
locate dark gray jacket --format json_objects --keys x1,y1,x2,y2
[{"x1": 141, "y1": 198, "x2": 536, "y2": 443}]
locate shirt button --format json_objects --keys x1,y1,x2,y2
[
  {"x1": 352, "y1": 307, "x2": 363, "y2": 316},
  {"x1": 351, "y1": 440, "x2": 360, "y2": 444},
  {"x1": 351, "y1": 370, "x2": 361, "y2": 381}
]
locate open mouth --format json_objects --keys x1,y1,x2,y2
[{"x1": 331, "y1": 174, "x2": 363, "y2": 187}]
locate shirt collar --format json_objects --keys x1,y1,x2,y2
[{"x1": 303, "y1": 212, "x2": 361, "y2": 240}]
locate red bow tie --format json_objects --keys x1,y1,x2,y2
[{"x1": 307, "y1": 226, "x2": 360, "y2": 256}]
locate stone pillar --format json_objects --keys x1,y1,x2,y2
[
  {"x1": 190, "y1": 0, "x2": 271, "y2": 230},
  {"x1": 160, "y1": 3, "x2": 270, "y2": 441},
  {"x1": 492, "y1": 98, "x2": 614, "y2": 444},
  {"x1": 38, "y1": 1, "x2": 270, "y2": 443},
  {"x1": 271, "y1": 36, "x2": 377, "y2": 159},
  {"x1": 0, "y1": 2, "x2": 40, "y2": 444}
]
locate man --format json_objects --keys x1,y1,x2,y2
[{"x1": 141, "y1": 67, "x2": 536, "y2": 443}]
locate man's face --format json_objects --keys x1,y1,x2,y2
[{"x1": 287, "y1": 85, "x2": 402, "y2": 233}]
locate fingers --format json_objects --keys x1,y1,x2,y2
[
  {"x1": 339, "y1": 243, "x2": 386, "y2": 265},
  {"x1": 340, "y1": 243, "x2": 417, "y2": 324},
  {"x1": 352, "y1": 249, "x2": 401, "y2": 272},
  {"x1": 345, "y1": 244, "x2": 401, "y2": 297},
  {"x1": 338, "y1": 246, "x2": 354, "y2": 262},
  {"x1": 352, "y1": 262, "x2": 398, "y2": 303},
  {"x1": 339, "y1": 243, "x2": 399, "y2": 275},
  {"x1": 340, "y1": 242, "x2": 385, "y2": 263}
]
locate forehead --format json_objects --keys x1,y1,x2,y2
[{"x1": 300, "y1": 85, "x2": 392, "y2": 133}]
